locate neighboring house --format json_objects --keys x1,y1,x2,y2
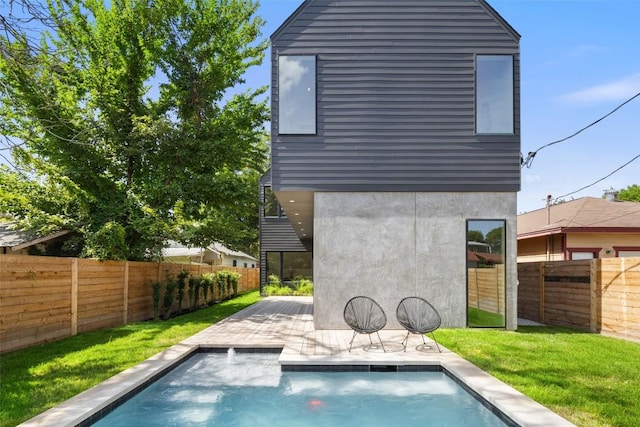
[
  {"x1": 211, "y1": 242, "x2": 258, "y2": 268},
  {"x1": 467, "y1": 241, "x2": 503, "y2": 268},
  {"x1": 517, "y1": 197, "x2": 640, "y2": 262},
  {"x1": 162, "y1": 241, "x2": 257, "y2": 268},
  {"x1": 261, "y1": 0, "x2": 520, "y2": 329},
  {"x1": 0, "y1": 222, "x2": 75, "y2": 256},
  {"x1": 162, "y1": 241, "x2": 222, "y2": 265}
]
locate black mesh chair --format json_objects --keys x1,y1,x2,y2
[
  {"x1": 396, "y1": 297, "x2": 442, "y2": 352},
  {"x1": 343, "y1": 296, "x2": 387, "y2": 352}
]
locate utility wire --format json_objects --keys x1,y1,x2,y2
[
  {"x1": 522, "y1": 90, "x2": 640, "y2": 168},
  {"x1": 552, "y1": 152, "x2": 640, "y2": 203}
]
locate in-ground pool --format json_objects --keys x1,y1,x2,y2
[{"x1": 91, "y1": 349, "x2": 512, "y2": 426}]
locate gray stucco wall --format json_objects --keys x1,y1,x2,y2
[{"x1": 313, "y1": 191, "x2": 517, "y2": 330}]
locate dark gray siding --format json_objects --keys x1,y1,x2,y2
[
  {"x1": 259, "y1": 172, "x2": 308, "y2": 251},
  {"x1": 260, "y1": 219, "x2": 310, "y2": 252},
  {"x1": 271, "y1": 0, "x2": 520, "y2": 192},
  {"x1": 259, "y1": 172, "x2": 311, "y2": 285}
]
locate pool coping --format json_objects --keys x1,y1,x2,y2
[
  {"x1": 278, "y1": 347, "x2": 575, "y2": 427},
  {"x1": 17, "y1": 297, "x2": 575, "y2": 427},
  {"x1": 19, "y1": 342, "x2": 575, "y2": 427}
]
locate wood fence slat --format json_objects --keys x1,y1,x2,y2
[
  {"x1": 518, "y1": 258, "x2": 640, "y2": 341},
  {"x1": 0, "y1": 254, "x2": 260, "y2": 353}
]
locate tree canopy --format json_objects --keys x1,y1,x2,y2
[
  {"x1": 0, "y1": 0, "x2": 268, "y2": 260},
  {"x1": 617, "y1": 184, "x2": 640, "y2": 202}
]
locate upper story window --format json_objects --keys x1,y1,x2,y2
[
  {"x1": 263, "y1": 185, "x2": 285, "y2": 217},
  {"x1": 278, "y1": 55, "x2": 316, "y2": 134},
  {"x1": 476, "y1": 55, "x2": 514, "y2": 135}
]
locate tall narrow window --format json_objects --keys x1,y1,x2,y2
[
  {"x1": 467, "y1": 220, "x2": 506, "y2": 327},
  {"x1": 476, "y1": 55, "x2": 514, "y2": 134},
  {"x1": 278, "y1": 56, "x2": 316, "y2": 134}
]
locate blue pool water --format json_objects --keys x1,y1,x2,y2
[{"x1": 92, "y1": 351, "x2": 508, "y2": 426}]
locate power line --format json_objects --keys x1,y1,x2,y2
[
  {"x1": 552, "y1": 152, "x2": 640, "y2": 203},
  {"x1": 522, "y1": 90, "x2": 640, "y2": 168}
]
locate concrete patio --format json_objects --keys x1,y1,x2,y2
[{"x1": 20, "y1": 296, "x2": 573, "y2": 427}]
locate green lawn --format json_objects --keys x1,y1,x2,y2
[
  {"x1": 467, "y1": 306, "x2": 505, "y2": 327},
  {"x1": 2, "y1": 297, "x2": 639, "y2": 427},
  {"x1": 437, "y1": 327, "x2": 640, "y2": 427},
  {"x1": 0, "y1": 291, "x2": 260, "y2": 427}
]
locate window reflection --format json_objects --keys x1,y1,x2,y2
[
  {"x1": 467, "y1": 220, "x2": 506, "y2": 327},
  {"x1": 263, "y1": 186, "x2": 284, "y2": 217},
  {"x1": 476, "y1": 55, "x2": 513, "y2": 134},
  {"x1": 278, "y1": 56, "x2": 316, "y2": 134},
  {"x1": 266, "y1": 251, "x2": 312, "y2": 283}
]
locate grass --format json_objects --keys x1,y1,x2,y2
[
  {"x1": 467, "y1": 306, "x2": 505, "y2": 326},
  {"x1": 437, "y1": 326, "x2": 640, "y2": 427},
  {"x1": 0, "y1": 291, "x2": 260, "y2": 427},
  {"x1": 2, "y1": 297, "x2": 639, "y2": 427}
]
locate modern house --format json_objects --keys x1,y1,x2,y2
[
  {"x1": 518, "y1": 197, "x2": 640, "y2": 262},
  {"x1": 260, "y1": 0, "x2": 521, "y2": 329}
]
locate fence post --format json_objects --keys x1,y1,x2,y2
[
  {"x1": 590, "y1": 258, "x2": 600, "y2": 333},
  {"x1": 539, "y1": 262, "x2": 545, "y2": 323},
  {"x1": 71, "y1": 258, "x2": 78, "y2": 336},
  {"x1": 123, "y1": 261, "x2": 129, "y2": 325}
]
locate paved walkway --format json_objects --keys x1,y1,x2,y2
[
  {"x1": 183, "y1": 296, "x2": 445, "y2": 364},
  {"x1": 21, "y1": 297, "x2": 573, "y2": 427}
]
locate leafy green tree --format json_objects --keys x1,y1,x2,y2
[
  {"x1": 617, "y1": 184, "x2": 640, "y2": 202},
  {"x1": 484, "y1": 227, "x2": 504, "y2": 254},
  {"x1": 175, "y1": 165, "x2": 263, "y2": 257},
  {"x1": 467, "y1": 230, "x2": 485, "y2": 243},
  {"x1": 0, "y1": 0, "x2": 268, "y2": 260}
]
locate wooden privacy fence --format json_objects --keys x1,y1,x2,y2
[
  {"x1": 468, "y1": 265, "x2": 505, "y2": 315},
  {"x1": 517, "y1": 258, "x2": 640, "y2": 342},
  {"x1": 0, "y1": 254, "x2": 259, "y2": 354}
]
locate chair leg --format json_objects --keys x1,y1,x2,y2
[
  {"x1": 401, "y1": 332, "x2": 409, "y2": 352},
  {"x1": 348, "y1": 330, "x2": 358, "y2": 352},
  {"x1": 375, "y1": 331, "x2": 386, "y2": 353},
  {"x1": 430, "y1": 332, "x2": 442, "y2": 353}
]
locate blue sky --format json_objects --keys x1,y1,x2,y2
[{"x1": 251, "y1": 0, "x2": 640, "y2": 213}]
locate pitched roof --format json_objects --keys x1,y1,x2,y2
[
  {"x1": 163, "y1": 241, "x2": 257, "y2": 261},
  {"x1": 211, "y1": 242, "x2": 257, "y2": 261},
  {"x1": 517, "y1": 197, "x2": 640, "y2": 238},
  {"x1": 271, "y1": 0, "x2": 520, "y2": 41},
  {"x1": 0, "y1": 222, "x2": 72, "y2": 251},
  {"x1": 467, "y1": 251, "x2": 503, "y2": 264},
  {"x1": 0, "y1": 222, "x2": 29, "y2": 247}
]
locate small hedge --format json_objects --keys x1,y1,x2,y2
[{"x1": 263, "y1": 275, "x2": 313, "y2": 296}]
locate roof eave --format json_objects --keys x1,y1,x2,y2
[
  {"x1": 518, "y1": 226, "x2": 640, "y2": 240},
  {"x1": 477, "y1": 0, "x2": 521, "y2": 41},
  {"x1": 270, "y1": 0, "x2": 313, "y2": 42},
  {"x1": 10, "y1": 229, "x2": 72, "y2": 251}
]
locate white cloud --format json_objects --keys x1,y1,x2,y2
[
  {"x1": 278, "y1": 56, "x2": 309, "y2": 97},
  {"x1": 561, "y1": 73, "x2": 640, "y2": 105}
]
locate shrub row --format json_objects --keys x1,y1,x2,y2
[{"x1": 152, "y1": 269, "x2": 241, "y2": 319}]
